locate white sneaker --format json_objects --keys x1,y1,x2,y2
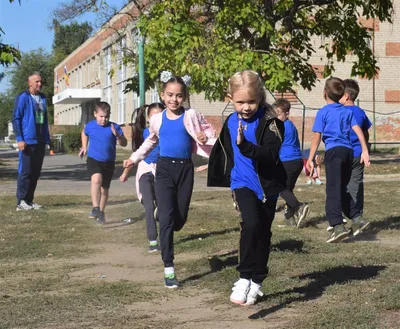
[
  {"x1": 16, "y1": 200, "x2": 33, "y2": 211},
  {"x1": 29, "y1": 202, "x2": 42, "y2": 210},
  {"x1": 230, "y1": 278, "x2": 250, "y2": 305},
  {"x1": 244, "y1": 280, "x2": 264, "y2": 305},
  {"x1": 327, "y1": 218, "x2": 348, "y2": 232}
]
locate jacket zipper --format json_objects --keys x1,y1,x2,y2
[
  {"x1": 256, "y1": 119, "x2": 268, "y2": 203},
  {"x1": 218, "y1": 136, "x2": 228, "y2": 174}
]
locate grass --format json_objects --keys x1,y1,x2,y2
[{"x1": 0, "y1": 180, "x2": 399, "y2": 328}]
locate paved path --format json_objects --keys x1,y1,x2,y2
[{"x1": 1, "y1": 150, "x2": 399, "y2": 196}]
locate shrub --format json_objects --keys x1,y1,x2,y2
[{"x1": 62, "y1": 125, "x2": 82, "y2": 153}]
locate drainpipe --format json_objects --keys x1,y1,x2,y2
[
  {"x1": 138, "y1": 34, "x2": 145, "y2": 107},
  {"x1": 372, "y1": 19, "x2": 376, "y2": 152}
]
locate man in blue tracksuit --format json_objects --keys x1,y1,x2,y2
[{"x1": 12, "y1": 72, "x2": 50, "y2": 211}]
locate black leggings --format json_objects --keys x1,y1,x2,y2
[{"x1": 280, "y1": 159, "x2": 303, "y2": 218}]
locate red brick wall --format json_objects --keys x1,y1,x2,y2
[
  {"x1": 385, "y1": 90, "x2": 400, "y2": 103},
  {"x1": 386, "y1": 43, "x2": 400, "y2": 56}
]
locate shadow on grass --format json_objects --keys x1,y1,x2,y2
[
  {"x1": 369, "y1": 216, "x2": 400, "y2": 232},
  {"x1": 103, "y1": 213, "x2": 145, "y2": 229},
  {"x1": 271, "y1": 239, "x2": 306, "y2": 253},
  {"x1": 249, "y1": 265, "x2": 386, "y2": 320},
  {"x1": 177, "y1": 228, "x2": 240, "y2": 244},
  {"x1": 304, "y1": 215, "x2": 327, "y2": 228}
]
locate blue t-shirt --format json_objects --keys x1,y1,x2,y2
[
  {"x1": 159, "y1": 110, "x2": 192, "y2": 159},
  {"x1": 312, "y1": 103, "x2": 357, "y2": 151},
  {"x1": 84, "y1": 120, "x2": 123, "y2": 162},
  {"x1": 143, "y1": 128, "x2": 160, "y2": 164},
  {"x1": 280, "y1": 120, "x2": 302, "y2": 162},
  {"x1": 228, "y1": 109, "x2": 266, "y2": 201},
  {"x1": 345, "y1": 105, "x2": 372, "y2": 157}
]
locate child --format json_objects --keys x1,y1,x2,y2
[
  {"x1": 79, "y1": 101, "x2": 127, "y2": 224},
  {"x1": 208, "y1": 70, "x2": 286, "y2": 305},
  {"x1": 307, "y1": 77, "x2": 370, "y2": 243},
  {"x1": 273, "y1": 99, "x2": 310, "y2": 228},
  {"x1": 123, "y1": 75, "x2": 216, "y2": 289},
  {"x1": 120, "y1": 103, "x2": 164, "y2": 252},
  {"x1": 339, "y1": 79, "x2": 372, "y2": 235},
  {"x1": 302, "y1": 149, "x2": 324, "y2": 185}
]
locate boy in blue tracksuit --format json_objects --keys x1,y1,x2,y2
[
  {"x1": 12, "y1": 73, "x2": 50, "y2": 211},
  {"x1": 307, "y1": 77, "x2": 370, "y2": 243},
  {"x1": 340, "y1": 79, "x2": 372, "y2": 236}
]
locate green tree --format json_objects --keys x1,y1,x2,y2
[
  {"x1": 0, "y1": 91, "x2": 14, "y2": 136},
  {"x1": 8, "y1": 49, "x2": 55, "y2": 123},
  {"x1": 0, "y1": 0, "x2": 21, "y2": 67},
  {"x1": 51, "y1": 0, "x2": 393, "y2": 100},
  {"x1": 52, "y1": 20, "x2": 93, "y2": 63}
]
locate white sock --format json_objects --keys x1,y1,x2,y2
[{"x1": 164, "y1": 267, "x2": 175, "y2": 276}]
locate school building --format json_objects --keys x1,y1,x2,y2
[{"x1": 53, "y1": 1, "x2": 400, "y2": 146}]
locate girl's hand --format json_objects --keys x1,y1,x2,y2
[
  {"x1": 236, "y1": 121, "x2": 244, "y2": 145},
  {"x1": 196, "y1": 164, "x2": 208, "y2": 172},
  {"x1": 120, "y1": 173, "x2": 128, "y2": 183},
  {"x1": 360, "y1": 151, "x2": 371, "y2": 167},
  {"x1": 197, "y1": 132, "x2": 207, "y2": 144},
  {"x1": 123, "y1": 159, "x2": 134, "y2": 168}
]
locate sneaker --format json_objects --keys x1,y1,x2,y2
[
  {"x1": 326, "y1": 224, "x2": 349, "y2": 243},
  {"x1": 149, "y1": 244, "x2": 160, "y2": 253},
  {"x1": 327, "y1": 218, "x2": 348, "y2": 232},
  {"x1": 230, "y1": 278, "x2": 250, "y2": 305},
  {"x1": 244, "y1": 280, "x2": 264, "y2": 305},
  {"x1": 296, "y1": 203, "x2": 310, "y2": 228},
  {"x1": 96, "y1": 211, "x2": 106, "y2": 225},
  {"x1": 88, "y1": 207, "x2": 100, "y2": 219},
  {"x1": 164, "y1": 274, "x2": 179, "y2": 289},
  {"x1": 306, "y1": 180, "x2": 312, "y2": 185},
  {"x1": 29, "y1": 202, "x2": 43, "y2": 210},
  {"x1": 315, "y1": 179, "x2": 323, "y2": 185},
  {"x1": 16, "y1": 200, "x2": 33, "y2": 211},
  {"x1": 277, "y1": 217, "x2": 297, "y2": 228},
  {"x1": 350, "y1": 216, "x2": 370, "y2": 237}
]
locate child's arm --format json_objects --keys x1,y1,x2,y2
[
  {"x1": 306, "y1": 132, "x2": 321, "y2": 173},
  {"x1": 352, "y1": 124, "x2": 371, "y2": 167},
  {"x1": 196, "y1": 164, "x2": 208, "y2": 172},
  {"x1": 111, "y1": 123, "x2": 128, "y2": 147},
  {"x1": 120, "y1": 166, "x2": 133, "y2": 182},
  {"x1": 78, "y1": 129, "x2": 87, "y2": 158}
]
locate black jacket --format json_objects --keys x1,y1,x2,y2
[{"x1": 207, "y1": 106, "x2": 287, "y2": 198}]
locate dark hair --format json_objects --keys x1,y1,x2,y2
[
  {"x1": 162, "y1": 75, "x2": 188, "y2": 101},
  {"x1": 96, "y1": 101, "x2": 111, "y2": 114},
  {"x1": 131, "y1": 102, "x2": 164, "y2": 151},
  {"x1": 343, "y1": 79, "x2": 360, "y2": 101},
  {"x1": 324, "y1": 77, "x2": 345, "y2": 103},
  {"x1": 272, "y1": 98, "x2": 291, "y2": 114}
]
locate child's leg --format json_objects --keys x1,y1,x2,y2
[
  {"x1": 99, "y1": 187, "x2": 109, "y2": 212},
  {"x1": 155, "y1": 158, "x2": 179, "y2": 268},
  {"x1": 99, "y1": 163, "x2": 115, "y2": 212},
  {"x1": 139, "y1": 173, "x2": 157, "y2": 242},
  {"x1": 325, "y1": 147, "x2": 349, "y2": 227},
  {"x1": 90, "y1": 173, "x2": 102, "y2": 208},
  {"x1": 174, "y1": 161, "x2": 194, "y2": 232},
  {"x1": 280, "y1": 159, "x2": 303, "y2": 219},
  {"x1": 234, "y1": 187, "x2": 268, "y2": 281},
  {"x1": 343, "y1": 156, "x2": 363, "y2": 219}
]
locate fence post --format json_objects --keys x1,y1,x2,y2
[{"x1": 301, "y1": 105, "x2": 306, "y2": 151}]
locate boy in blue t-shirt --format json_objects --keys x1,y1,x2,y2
[
  {"x1": 306, "y1": 77, "x2": 370, "y2": 243},
  {"x1": 79, "y1": 102, "x2": 127, "y2": 224},
  {"x1": 339, "y1": 79, "x2": 372, "y2": 236}
]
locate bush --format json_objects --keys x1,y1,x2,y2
[{"x1": 62, "y1": 125, "x2": 82, "y2": 153}]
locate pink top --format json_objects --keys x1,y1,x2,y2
[{"x1": 134, "y1": 108, "x2": 216, "y2": 201}]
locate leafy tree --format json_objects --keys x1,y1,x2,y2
[
  {"x1": 52, "y1": 20, "x2": 93, "y2": 63},
  {"x1": 0, "y1": 0, "x2": 21, "y2": 67},
  {"x1": 0, "y1": 91, "x2": 14, "y2": 136},
  {"x1": 51, "y1": 0, "x2": 393, "y2": 101},
  {"x1": 7, "y1": 49, "x2": 55, "y2": 123}
]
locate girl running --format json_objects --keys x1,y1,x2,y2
[
  {"x1": 208, "y1": 70, "x2": 286, "y2": 305},
  {"x1": 120, "y1": 103, "x2": 164, "y2": 252},
  {"x1": 123, "y1": 75, "x2": 216, "y2": 288}
]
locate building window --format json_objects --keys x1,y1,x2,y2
[
  {"x1": 132, "y1": 92, "x2": 139, "y2": 112},
  {"x1": 117, "y1": 38, "x2": 126, "y2": 123},
  {"x1": 103, "y1": 46, "x2": 113, "y2": 106}
]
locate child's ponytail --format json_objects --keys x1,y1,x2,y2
[{"x1": 131, "y1": 105, "x2": 148, "y2": 151}]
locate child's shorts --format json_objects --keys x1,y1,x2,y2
[{"x1": 87, "y1": 156, "x2": 115, "y2": 189}]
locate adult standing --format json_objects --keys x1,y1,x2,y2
[{"x1": 12, "y1": 72, "x2": 50, "y2": 211}]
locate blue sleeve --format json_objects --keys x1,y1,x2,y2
[
  {"x1": 363, "y1": 113, "x2": 372, "y2": 130},
  {"x1": 84, "y1": 122, "x2": 90, "y2": 136},
  {"x1": 312, "y1": 109, "x2": 324, "y2": 133},
  {"x1": 350, "y1": 112, "x2": 358, "y2": 127},
  {"x1": 143, "y1": 128, "x2": 149, "y2": 139},
  {"x1": 11, "y1": 93, "x2": 26, "y2": 142},
  {"x1": 116, "y1": 124, "x2": 124, "y2": 136},
  {"x1": 43, "y1": 99, "x2": 51, "y2": 144}
]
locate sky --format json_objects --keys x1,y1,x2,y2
[{"x1": 0, "y1": 0, "x2": 126, "y2": 93}]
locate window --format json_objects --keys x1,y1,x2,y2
[
  {"x1": 103, "y1": 46, "x2": 113, "y2": 106},
  {"x1": 117, "y1": 38, "x2": 127, "y2": 123}
]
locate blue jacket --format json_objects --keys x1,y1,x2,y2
[{"x1": 12, "y1": 90, "x2": 50, "y2": 144}]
